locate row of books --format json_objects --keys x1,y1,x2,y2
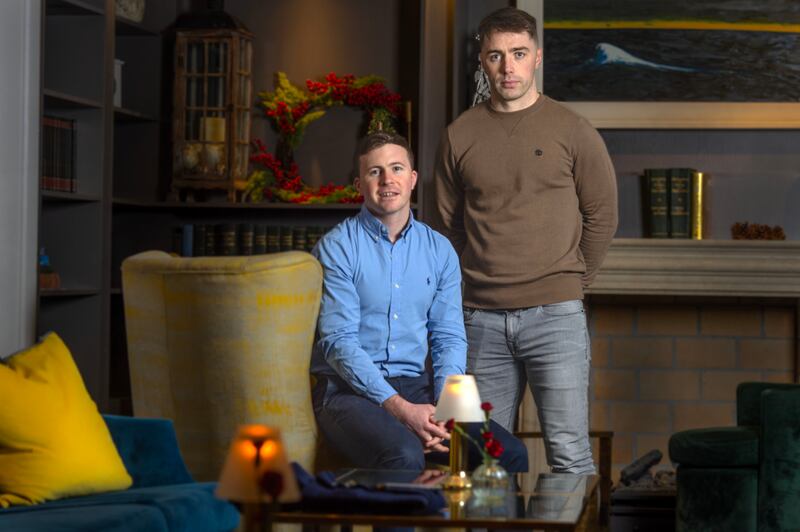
[
  {"x1": 642, "y1": 168, "x2": 705, "y2": 239},
  {"x1": 172, "y1": 224, "x2": 333, "y2": 257},
  {"x1": 41, "y1": 116, "x2": 77, "y2": 192}
]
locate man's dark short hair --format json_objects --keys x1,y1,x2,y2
[
  {"x1": 478, "y1": 7, "x2": 538, "y2": 47},
  {"x1": 354, "y1": 131, "x2": 415, "y2": 177}
]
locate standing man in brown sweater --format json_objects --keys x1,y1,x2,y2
[{"x1": 432, "y1": 7, "x2": 617, "y2": 474}]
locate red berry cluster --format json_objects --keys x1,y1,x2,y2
[
  {"x1": 265, "y1": 101, "x2": 309, "y2": 136},
  {"x1": 306, "y1": 72, "x2": 401, "y2": 115},
  {"x1": 250, "y1": 139, "x2": 302, "y2": 192}
]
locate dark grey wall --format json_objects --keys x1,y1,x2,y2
[
  {"x1": 184, "y1": 1, "x2": 800, "y2": 241},
  {"x1": 224, "y1": 0, "x2": 409, "y2": 187}
]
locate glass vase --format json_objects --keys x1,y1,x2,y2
[{"x1": 471, "y1": 458, "x2": 509, "y2": 490}]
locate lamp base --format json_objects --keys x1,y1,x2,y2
[
  {"x1": 243, "y1": 503, "x2": 265, "y2": 532},
  {"x1": 445, "y1": 424, "x2": 471, "y2": 490},
  {"x1": 242, "y1": 501, "x2": 279, "y2": 532},
  {"x1": 442, "y1": 470, "x2": 472, "y2": 490}
]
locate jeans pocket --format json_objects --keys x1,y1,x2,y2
[
  {"x1": 463, "y1": 307, "x2": 480, "y2": 324},
  {"x1": 541, "y1": 299, "x2": 584, "y2": 316}
]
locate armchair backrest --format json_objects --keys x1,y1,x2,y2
[
  {"x1": 121, "y1": 250, "x2": 323, "y2": 481},
  {"x1": 736, "y1": 382, "x2": 800, "y2": 426},
  {"x1": 759, "y1": 386, "x2": 800, "y2": 532}
]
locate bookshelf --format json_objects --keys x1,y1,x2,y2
[
  {"x1": 38, "y1": 0, "x2": 108, "y2": 408},
  {"x1": 37, "y1": 0, "x2": 173, "y2": 412}
]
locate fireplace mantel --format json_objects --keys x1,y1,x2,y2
[{"x1": 589, "y1": 239, "x2": 800, "y2": 298}]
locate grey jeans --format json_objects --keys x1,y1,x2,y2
[{"x1": 464, "y1": 300, "x2": 595, "y2": 474}]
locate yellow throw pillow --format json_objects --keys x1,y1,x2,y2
[{"x1": 0, "y1": 332, "x2": 132, "y2": 507}]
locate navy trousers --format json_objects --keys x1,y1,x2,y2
[{"x1": 312, "y1": 373, "x2": 529, "y2": 473}]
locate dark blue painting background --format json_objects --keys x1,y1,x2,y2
[{"x1": 543, "y1": 2, "x2": 800, "y2": 102}]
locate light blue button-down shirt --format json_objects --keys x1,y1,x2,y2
[{"x1": 311, "y1": 206, "x2": 467, "y2": 405}]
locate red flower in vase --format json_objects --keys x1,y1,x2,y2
[
  {"x1": 486, "y1": 438, "x2": 505, "y2": 459},
  {"x1": 445, "y1": 400, "x2": 503, "y2": 462}
]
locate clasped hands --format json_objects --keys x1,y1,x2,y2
[{"x1": 383, "y1": 394, "x2": 450, "y2": 453}]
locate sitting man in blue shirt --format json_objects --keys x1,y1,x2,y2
[{"x1": 311, "y1": 131, "x2": 527, "y2": 472}]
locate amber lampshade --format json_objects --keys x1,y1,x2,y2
[{"x1": 215, "y1": 424, "x2": 300, "y2": 504}]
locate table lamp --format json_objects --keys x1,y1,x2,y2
[
  {"x1": 216, "y1": 425, "x2": 300, "y2": 532},
  {"x1": 434, "y1": 374, "x2": 484, "y2": 489}
]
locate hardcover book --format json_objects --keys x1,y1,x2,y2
[
  {"x1": 691, "y1": 171, "x2": 705, "y2": 240},
  {"x1": 643, "y1": 168, "x2": 669, "y2": 238},
  {"x1": 669, "y1": 168, "x2": 691, "y2": 238}
]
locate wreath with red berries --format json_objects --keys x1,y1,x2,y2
[{"x1": 245, "y1": 72, "x2": 403, "y2": 204}]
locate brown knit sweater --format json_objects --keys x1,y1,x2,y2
[{"x1": 432, "y1": 95, "x2": 618, "y2": 309}]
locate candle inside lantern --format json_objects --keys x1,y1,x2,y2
[{"x1": 202, "y1": 117, "x2": 226, "y2": 143}]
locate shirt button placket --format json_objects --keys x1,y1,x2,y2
[{"x1": 387, "y1": 243, "x2": 396, "y2": 360}]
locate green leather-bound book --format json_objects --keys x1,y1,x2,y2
[
  {"x1": 267, "y1": 226, "x2": 281, "y2": 253},
  {"x1": 643, "y1": 168, "x2": 669, "y2": 238},
  {"x1": 204, "y1": 225, "x2": 216, "y2": 256},
  {"x1": 669, "y1": 168, "x2": 692, "y2": 238},
  {"x1": 292, "y1": 226, "x2": 307, "y2": 251},
  {"x1": 216, "y1": 223, "x2": 237, "y2": 256},
  {"x1": 253, "y1": 224, "x2": 267, "y2": 254},
  {"x1": 238, "y1": 223, "x2": 254, "y2": 256},
  {"x1": 279, "y1": 226, "x2": 293, "y2": 252}
]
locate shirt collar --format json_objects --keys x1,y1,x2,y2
[{"x1": 357, "y1": 206, "x2": 415, "y2": 241}]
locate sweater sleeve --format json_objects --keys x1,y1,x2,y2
[
  {"x1": 431, "y1": 129, "x2": 467, "y2": 256},
  {"x1": 572, "y1": 119, "x2": 618, "y2": 287}
]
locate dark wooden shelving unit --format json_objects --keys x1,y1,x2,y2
[
  {"x1": 45, "y1": 0, "x2": 103, "y2": 17},
  {"x1": 43, "y1": 88, "x2": 102, "y2": 109},
  {"x1": 42, "y1": 190, "x2": 102, "y2": 202},
  {"x1": 112, "y1": 198, "x2": 370, "y2": 210},
  {"x1": 38, "y1": 0, "x2": 172, "y2": 413},
  {"x1": 40, "y1": 288, "x2": 102, "y2": 298},
  {"x1": 115, "y1": 15, "x2": 157, "y2": 36},
  {"x1": 38, "y1": 0, "x2": 109, "y2": 410},
  {"x1": 113, "y1": 107, "x2": 158, "y2": 123}
]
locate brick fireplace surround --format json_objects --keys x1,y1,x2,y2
[
  {"x1": 518, "y1": 239, "x2": 800, "y2": 481},
  {"x1": 588, "y1": 297, "x2": 795, "y2": 481}
]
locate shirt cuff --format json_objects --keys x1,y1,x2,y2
[{"x1": 372, "y1": 379, "x2": 398, "y2": 406}]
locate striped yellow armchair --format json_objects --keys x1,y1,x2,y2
[{"x1": 121, "y1": 250, "x2": 323, "y2": 481}]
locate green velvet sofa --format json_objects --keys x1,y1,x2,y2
[
  {"x1": 0, "y1": 415, "x2": 240, "y2": 531},
  {"x1": 669, "y1": 382, "x2": 800, "y2": 532}
]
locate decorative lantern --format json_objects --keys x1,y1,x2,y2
[{"x1": 170, "y1": 0, "x2": 253, "y2": 202}]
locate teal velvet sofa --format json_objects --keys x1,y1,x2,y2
[
  {"x1": 669, "y1": 382, "x2": 800, "y2": 532},
  {"x1": 0, "y1": 415, "x2": 240, "y2": 531}
]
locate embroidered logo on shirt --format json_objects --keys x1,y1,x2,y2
[
  {"x1": 427, "y1": 277, "x2": 431, "y2": 285},
  {"x1": 535, "y1": 149, "x2": 543, "y2": 157}
]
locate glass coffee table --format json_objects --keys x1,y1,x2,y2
[{"x1": 266, "y1": 470, "x2": 599, "y2": 531}]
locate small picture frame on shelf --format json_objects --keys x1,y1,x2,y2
[{"x1": 116, "y1": 0, "x2": 145, "y2": 23}]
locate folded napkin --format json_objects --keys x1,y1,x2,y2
[{"x1": 289, "y1": 463, "x2": 445, "y2": 515}]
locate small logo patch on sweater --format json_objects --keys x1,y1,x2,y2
[{"x1": 535, "y1": 149, "x2": 543, "y2": 157}]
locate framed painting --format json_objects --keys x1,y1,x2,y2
[{"x1": 521, "y1": 0, "x2": 800, "y2": 128}]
